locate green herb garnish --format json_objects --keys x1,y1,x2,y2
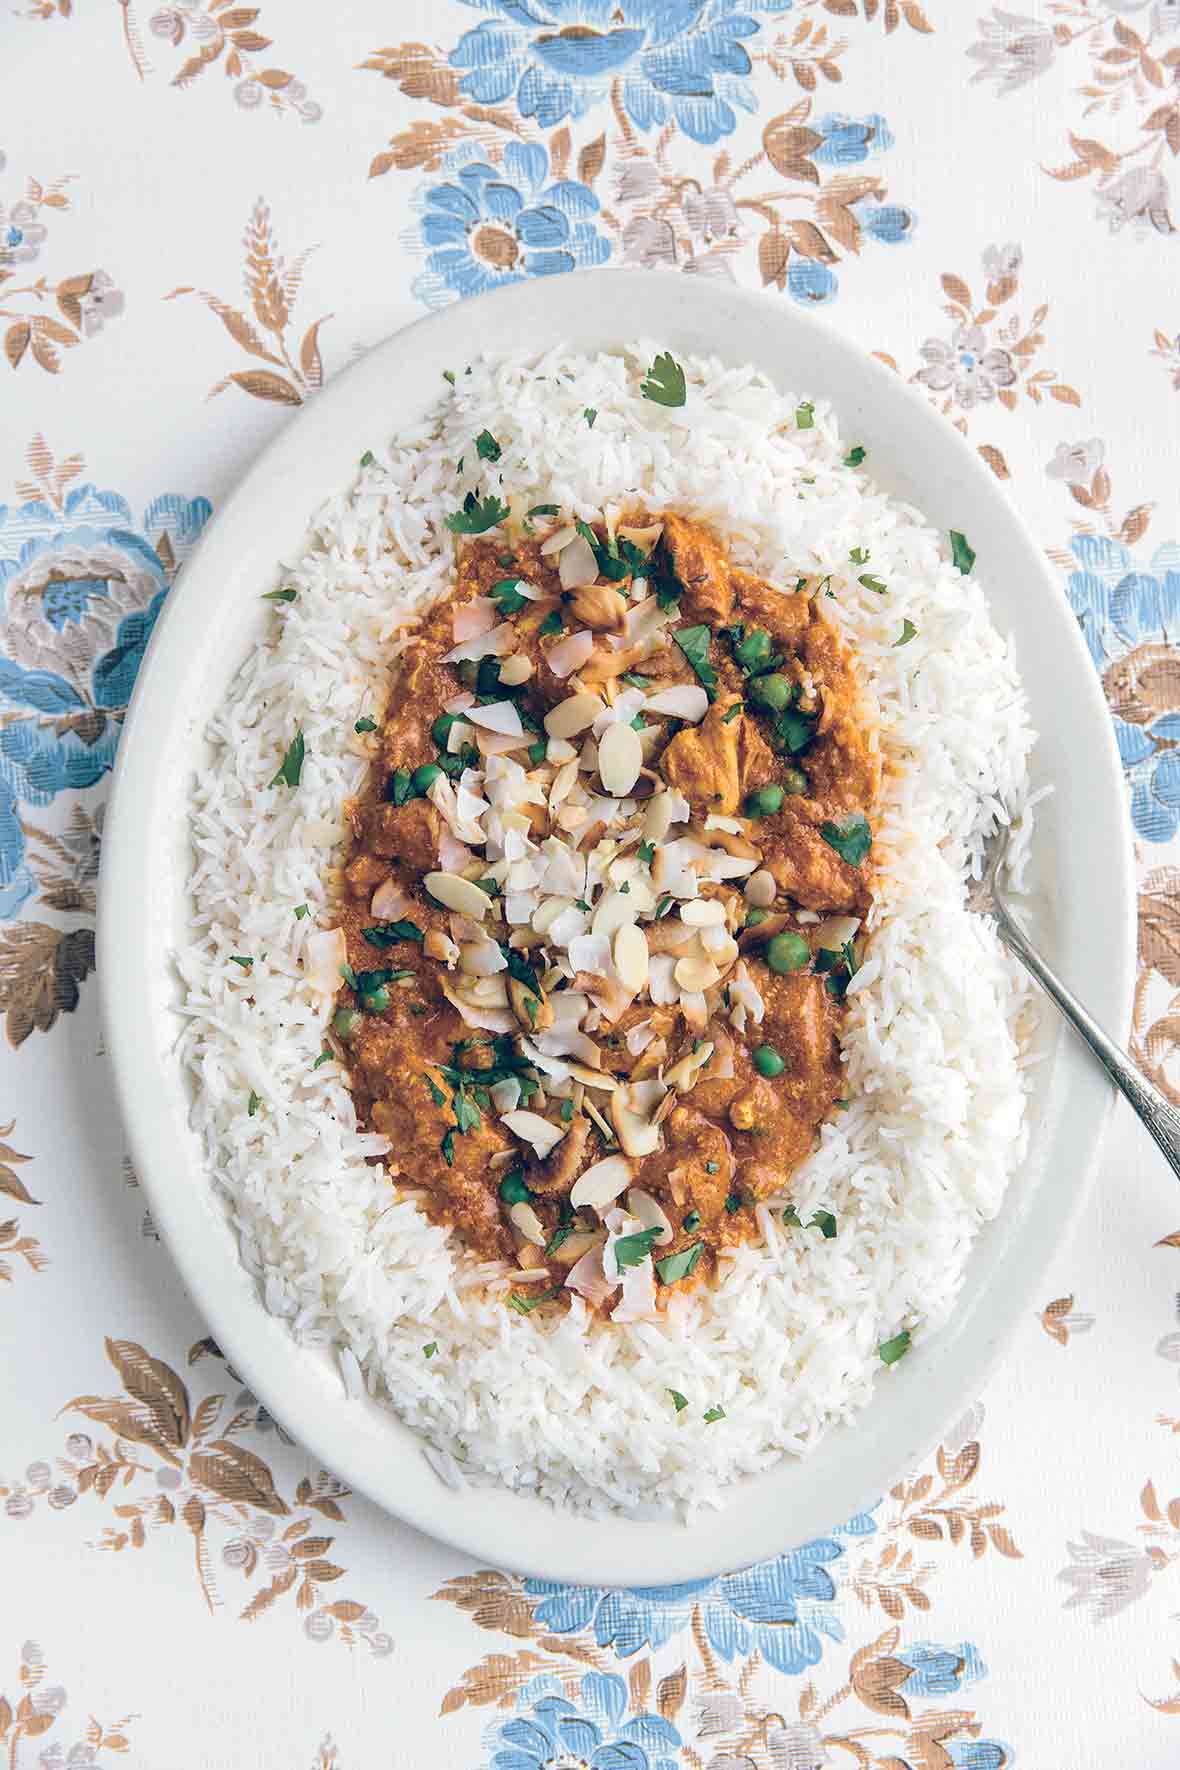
[
  {"x1": 583, "y1": 407, "x2": 597, "y2": 428},
  {"x1": 490, "y1": 577, "x2": 528, "y2": 615},
  {"x1": 354, "y1": 716, "x2": 378, "y2": 733},
  {"x1": 673, "y1": 624, "x2": 717, "y2": 695},
  {"x1": 703, "y1": 1404, "x2": 726, "y2": 1424},
  {"x1": 248, "y1": 1090, "x2": 260, "y2": 1116},
  {"x1": 810, "y1": 1209, "x2": 838, "y2": 1239},
  {"x1": 423, "y1": 1342, "x2": 438, "y2": 1358},
  {"x1": 682, "y1": 1209, "x2": 701, "y2": 1230},
  {"x1": 879, "y1": 1329, "x2": 912, "y2": 1365},
  {"x1": 443, "y1": 369, "x2": 456, "y2": 386},
  {"x1": 950, "y1": 530, "x2": 975, "y2": 575},
  {"x1": 622, "y1": 672, "x2": 652, "y2": 689},
  {"x1": 263, "y1": 587, "x2": 297, "y2": 603},
  {"x1": 849, "y1": 547, "x2": 870, "y2": 566},
  {"x1": 444, "y1": 492, "x2": 509, "y2": 535},
  {"x1": 440, "y1": 1128, "x2": 456, "y2": 1165},
  {"x1": 795, "y1": 401, "x2": 815, "y2": 430},
  {"x1": 722, "y1": 701, "x2": 743, "y2": 724},
  {"x1": 508, "y1": 1285, "x2": 563, "y2": 1314},
  {"x1": 637, "y1": 840, "x2": 656, "y2": 865},
  {"x1": 613, "y1": 1228, "x2": 661, "y2": 1269},
  {"x1": 896, "y1": 619, "x2": 918, "y2": 646},
  {"x1": 668, "y1": 1389, "x2": 689, "y2": 1412},
  {"x1": 313, "y1": 1049, "x2": 333, "y2": 1070},
  {"x1": 294, "y1": 904, "x2": 310, "y2": 920},
  {"x1": 230, "y1": 955, "x2": 253, "y2": 970},
  {"x1": 363, "y1": 920, "x2": 423, "y2": 948},
  {"x1": 640, "y1": 351, "x2": 686, "y2": 408},
  {"x1": 475, "y1": 429, "x2": 501, "y2": 462},
  {"x1": 859, "y1": 574, "x2": 888, "y2": 595},
  {"x1": 359, "y1": 450, "x2": 375, "y2": 467},
  {"x1": 819, "y1": 813, "x2": 872, "y2": 867},
  {"x1": 270, "y1": 728, "x2": 305, "y2": 789},
  {"x1": 783, "y1": 1204, "x2": 802, "y2": 1227},
  {"x1": 656, "y1": 1242, "x2": 703, "y2": 1284},
  {"x1": 538, "y1": 609, "x2": 563, "y2": 638},
  {"x1": 844, "y1": 445, "x2": 866, "y2": 467},
  {"x1": 545, "y1": 1223, "x2": 574, "y2": 1258},
  {"x1": 724, "y1": 1193, "x2": 741, "y2": 1215},
  {"x1": 528, "y1": 503, "x2": 559, "y2": 517}
]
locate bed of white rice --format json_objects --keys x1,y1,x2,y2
[{"x1": 178, "y1": 345, "x2": 1037, "y2": 1517}]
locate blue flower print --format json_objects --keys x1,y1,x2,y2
[
  {"x1": 450, "y1": 0, "x2": 794, "y2": 145},
  {"x1": 483, "y1": 1671, "x2": 681, "y2": 1770},
  {"x1": 812, "y1": 111, "x2": 895, "y2": 166},
  {"x1": 411, "y1": 139, "x2": 611, "y2": 309},
  {"x1": 1065, "y1": 533, "x2": 1180, "y2": 842},
  {"x1": 526, "y1": 1509, "x2": 876, "y2": 1676},
  {"x1": 0, "y1": 482, "x2": 211, "y2": 916},
  {"x1": 896, "y1": 1639, "x2": 987, "y2": 1698},
  {"x1": 946, "y1": 1743, "x2": 1015, "y2": 1770}
]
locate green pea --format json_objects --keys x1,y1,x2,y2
[
  {"x1": 411, "y1": 762, "x2": 443, "y2": 794},
  {"x1": 782, "y1": 766, "x2": 808, "y2": 797},
  {"x1": 753, "y1": 1044, "x2": 785, "y2": 1078},
  {"x1": 432, "y1": 712, "x2": 458, "y2": 750},
  {"x1": 766, "y1": 932, "x2": 810, "y2": 974},
  {"x1": 499, "y1": 1171, "x2": 531, "y2": 1205},
  {"x1": 333, "y1": 1007, "x2": 359, "y2": 1039},
  {"x1": 748, "y1": 673, "x2": 791, "y2": 712},
  {"x1": 735, "y1": 627, "x2": 771, "y2": 671},
  {"x1": 746, "y1": 784, "x2": 785, "y2": 819},
  {"x1": 364, "y1": 985, "x2": 390, "y2": 1013}
]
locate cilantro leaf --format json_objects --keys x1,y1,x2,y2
[
  {"x1": 229, "y1": 955, "x2": 253, "y2": 970},
  {"x1": 440, "y1": 1128, "x2": 455, "y2": 1166},
  {"x1": 312, "y1": 1049, "x2": 333, "y2": 1070},
  {"x1": 640, "y1": 351, "x2": 686, "y2": 408},
  {"x1": 849, "y1": 547, "x2": 870, "y2": 566},
  {"x1": 270, "y1": 728, "x2": 305, "y2": 789},
  {"x1": 354, "y1": 716, "x2": 378, "y2": 733},
  {"x1": 613, "y1": 1228, "x2": 661, "y2": 1269},
  {"x1": 475, "y1": 430, "x2": 501, "y2": 462},
  {"x1": 363, "y1": 919, "x2": 423, "y2": 947},
  {"x1": 810, "y1": 1209, "x2": 838, "y2": 1239},
  {"x1": 895, "y1": 618, "x2": 918, "y2": 647},
  {"x1": 423, "y1": 1342, "x2": 438, "y2": 1358},
  {"x1": 293, "y1": 904, "x2": 310, "y2": 920},
  {"x1": 820, "y1": 812, "x2": 872, "y2": 866},
  {"x1": 703, "y1": 1404, "x2": 726, "y2": 1424},
  {"x1": 490, "y1": 577, "x2": 528, "y2": 615},
  {"x1": 248, "y1": 1090, "x2": 260, "y2": 1117},
  {"x1": 583, "y1": 407, "x2": 597, "y2": 428},
  {"x1": 844, "y1": 444, "x2": 866, "y2": 467},
  {"x1": 795, "y1": 401, "x2": 815, "y2": 430},
  {"x1": 508, "y1": 1285, "x2": 563, "y2": 1314},
  {"x1": 528, "y1": 503, "x2": 559, "y2": 517},
  {"x1": 879, "y1": 1329, "x2": 912, "y2": 1365},
  {"x1": 263, "y1": 588, "x2": 297, "y2": 603},
  {"x1": 859, "y1": 573, "x2": 888, "y2": 595},
  {"x1": 538, "y1": 609, "x2": 563, "y2": 638},
  {"x1": 359, "y1": 450, "x2": 375, "y2": 467},
  {"x1": 444, "y1": 492, "x2": 508, "y2": 535},
  {"x1": 668, "y1": 1389, "x2": 689, "y2": 1412},
  {"x1": 655, "y1": 1242, "x2": 702, "y2": 1284},
  {"x1": 637, "y1": 840, "x2": 655, "y2": 864},
  {"x1": 776, "y1": 708, "x2": 817, "y2": 755},
  {"x1": 950, "y1": 530, "x2": 975, "y2": 575},
  {"x1": 673, "y1": 624, "x2": 717, "y2": 695}
]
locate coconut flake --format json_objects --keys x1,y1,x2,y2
[
  {"x1": 547, "y1": 631, "x2": 596, "y2": 679},
  {"x1": 644, "y1": 684, "x2": 710, "y2": 722},
  {"x1": 442, "y1": 622, "x2": 516, "y2": 663},
  {"x1": 452, "y1": 598, "x2": 497, "y2": 643},
  {"x1": 565, "y1": 1241, "x2": 617, "y2": 1306},
  {"x1": 502, "y1": 1110, "x2": 565, "y2": 1158},
  {"x1": 304, "y1": 927, "x2": 346, "y2": 996}
]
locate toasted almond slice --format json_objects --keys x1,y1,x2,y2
[
  {"x1": 598, "y1": 720, "x2": 642, "y2": 796},
  {"x1": 423, "y1": 927, "x2": 459, "y2": 965},
  {"x1": 508, "y1": 1201, "x2": 548, "y2": 1248},
  {"x1": 498, "y1": 653, "x2": 534, "y2": 686},
  {"x1": 548, "y1": 630, "x2": 596, "y2": 679},
  {"x1": 675, "y1": 951, "x2": 721, "y2": 992},
  {"x1": 540, "y1": 523, "x2": 576, "y2": 557},
  {"x1": 626, "y1": 1188, "x2": 673, "y2": 1245},
  {"x1": 570, "y1": 1154, "x2": 634, "y2": 1210},
  {"x1": 744, "y1": 868, "x2": 777, "y2": 908},
  {"x1": 680, "y1": 898, "x2": 726, "y2": 927},
  {"x1": 558, "y1": 533, "x2": 598, "y2": 589},
  {"x1": 591, "y1": 888, "x2": 637, "y2": 940},
  {"x1": 613, "y1": 922, "x2": 649, "y2": 993},
  {"x1": 814, "y1": 914, "x2": 862, "y2": 949},
  {"x1": 644, "y1": 684, "x2": 709, "y2": 722},
  {"x1": 304, "y1": 927, "x2": 346, "y2": 995},
  {"x1": 546, "y1": 736, "x2": 578, "y2": 764},
  {"x1": 459, "y1": 939, "x2": 508, "y2": 976},
  {"x1": 369, "y1": 878, "x2": 409, "y2": 920},
  {"x1": 570, "y1": 583, "x2": 627, "y2": 632},
  {"x1": 665, "y1": 1041, "x2": 715, "y2": 1092},
  {"x1": 610, "y1": 1091, "x2": 662, "y2": 1159},
  {"x1": 502, "y1": 1109, "x2": 565, "y2": 1158},
  {"x1": 701, "y1": 931, "x2": 739, "y2": 967},
  {"x1": 545, "y1": 691, "x2": 605, "y2": 739},
  {"x1": 549, "y1": 758, "x2": 580, "y2": 811},
  {"x1": 425, "y1": 871, "x2": 493, "y2": 918},
  {"x1": 548, "y1": 1230, "x2": 602, "y2": 1267}
]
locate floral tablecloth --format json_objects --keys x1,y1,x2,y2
[{"x1": 4, "y1": 2, "x2": 1180, "y2": 1765}]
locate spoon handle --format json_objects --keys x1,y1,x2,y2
[{"x1": 995, "y1": 898, "x2": 1180, "y2": 1180}]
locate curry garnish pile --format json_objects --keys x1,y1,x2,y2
[{"x1": 323, "y1": 500, "x2": 881, "y2": 1322}]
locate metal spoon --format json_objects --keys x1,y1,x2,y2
[{"x1": 968, "y1": 819, "x2": 1180, "y2": 1175}]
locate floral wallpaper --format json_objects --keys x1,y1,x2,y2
[{"x1": 3, "y1": 1, "x2": 1180, "y2": 1764}]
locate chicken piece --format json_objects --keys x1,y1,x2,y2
[
  {"x1": 527, "y1": 1112, "x2": 591, "y2": 1197},
  {"x1": 754, "y1": 965, "x2": 843, "y2": 1117},
  {"x1": 366, "y1": 798, "x2": 442, "y2": 871},
  {"x1": 642, "y1": 1105, "x2": 734, "y2": 1226},
  {"x1": 737, "y1": 712, "x2": 778, "y2": 797},
  {"x1": 344, "y1": 851, "x2": 388, "y2": 897},
  {"x1": 659, "y1": 692, "x2": 743, "y2": 816},
  {"x1": 663, "y1": 512, "x2": 734, "y2": 626},
  {"x1": 760, "y1": 799, "x2": 871, "y2": 915}
]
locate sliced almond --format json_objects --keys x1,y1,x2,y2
[
  {"x1": 508, "y1": 1201, "x2": 547, "y2": 1248},
  {"x1": 539, "y1": 523, "x2": 576, "y2": 557},
  {"x1": 558, "y1": 533, "x2": 598, "y2": 589},
  {"x1": 498, "y1": 653, "x2": 534, "y2": 686},
  {"x1": 501, "y1": 1109, "x2": 564, "y2": 1158},
  {"x1": 423, "y1": 927, "x2": 459, "y2": 965},
  {"x1": 675, "y1": 951, "x2": 721, "y2": 992},
  {"x1": 548, "y1": 1230, "x2": 602, "y2": 1267},
  {"x1": 597, "y1": 720, "x2": 642, "y2": 796},
  {"x1": 665, "y1": 1041, "x2": 715, "y2": 1092},
  {"x1": 626, "y1": 1188, "x2": 673, "y2": 1245},
  {"x1": 570, "y1": 1154, "x2": 634, "y2": 1210},
  {"x1": 644, "y1": 684, "x2": 709, "y2": 722},
  {"x1": 814, "y1": 914, "x2": 862, "y2": 949},
  {"x1": 304, "y1": 927, "x2": 346, "y2": 995},
  {"x1": 591, "y1": 888, "x2": 637, "y2": 940},
  {"x1": 545, "y1": 692, "x2": 605, "y2": 740},
  {"x1": 610, "y1": 1091, "x2": 662, "y2": 1159},
  {"x1": 613, "y1": 922, "x2": 649, "y2": 993},
  {"x1": 425, "y1": 871, "x2": 493, "y2": 918},
  {"x1": 680, "y1": 898, "x2": 726, "y2": 927}
]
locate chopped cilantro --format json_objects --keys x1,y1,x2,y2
[
  {"x1": 442, "y1": 369, "x2": 456, "y2": 386},
  {"x1": 810, "y1": 1209, "x2": 838, "y2": 1239},
  {"x1": 724, "y1": 1193, "x2": 741, "y2": 1215},
  {"x1": 490, "y1": 577, "x2": 528, "y2": 615},
  {"x1": 363, "y1": 919, "x2": 423, "y2": 948},
  {"x1": 621, "y1": 672, "x2": 652, "y2": 689},
  {"x1": 849, "y1": 547, "x2": 870, "y2": 566},
  {"x1": 545, "y1": 1223, "x2": 574, "y2": 1258},
  {"x1": 783, "y1": 1204, "x2": 802, "y2": 1227},
  {"x1": 247, "y1": 1090, "x2": 260, "y2": 1117},
  {"x1": 795, "y1": 401, "x2": 815, "y2": 429},
  {"x1": 703, "y1": 1404, "x2": 726, "y2": 1424},
  {"x1": 263, "y1": 587, "x2": 297, "y2": 603},
  {"x1": 630, "y1": 715, "x2": 647, "y2": 732},
  {"x1": 648, "y1": 538, "x2": 686, "y2": 609},
  {"x1": 655, "y1": 893, "x2": 674, "y2": 918},
  {"x1": 440, "y1": 1128, "x2": 455, "y2": 1166},
  {"x1": 528, "y1": 503, "x2": 559, "y2": 517},
  {"x1": 359, "y1": 450, "x2": 375, "y2": 467},
  {"x1": 819, "y1": 813, "x2": 872, "y2": 867},
  {"x1": 673, "y1": 623, "x2": 718, "y2": 695},
  {"x1": 574, "y1": 898, "x2": 592, "y2": 913},
  {"x1": 722, "y1": 701, "x2": 743, "y2": 724},
  {"x1": 475, "y1": 429, "x2": 501, "y2": 462},
  {"x1": 668, "y1": 1389, "x2": 689, "y2": 1412},
  {"x1": 424, "y1": 1073, "x2": 446, "y2": 1108},
  {"x1": 354, "y1": 716, "x2": 378, "y2": 733},
  {"x1": 844, "y1": 445, "x2": 866, "y2": 467},
  {"x1": 444, "y1": 492, "x2": 508, "y2": 535},
  {"x1": 613, "y1": 1227, "x2": 661, "y2": 1268},
  {"x1": 879, "y1": 1329, "x2": 912, "y2": 1365},
  {"x1": 229, "y1": 955, "x2": 253, "y2": 970},
  {"x1": 637, "y1": 840, "x2": 656, "y2": 865},
  {"x1": 538, "y1": 609, "x2": 563, "y2": 638},
  {"x1": 559, "y1": 1099, "x2": 574, "y2": 1122},
  {"x1": 508, "y1": 1285, "x2": 563, "y2": 1314},
  {"x1": 776, "y1": 708, "x2": 817, "y2": 755},
  {"x1": 859, "y1": 573, "x2": 888, "y2": 595},
  {"x1": 950, "y1": 530, "x2": 975, "y2": 575},
  {"x1": 270, "y1": 728, "x2": 305, "y2": 789},
  {"x1": 583, "y1": 407, "x2": 597, "y2": 428},
  {"x1": 896, "y1": 618, "x2": 918, "y2": 647},
  {"x1": 682, "y1": 1209, "x2": 701, "y2": 1231},
  {"x1": 294, "y1": 904, "x2": 310, "y2": 920},
  {"x1": 423, "y1": 1342, "x2": 438, "y2": 1359},
  {"x1": 312, "y1": 1049, "x2": 333, "y2": 1071},
  {"x1": 655, "y1": 1242, "x2": 702, "y2": 1284},
  {"x1": 640, "y1": 351, "x2": 686, "y2": 408}
]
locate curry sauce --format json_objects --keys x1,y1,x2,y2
[{"x1": 333, "y1": 511, "x2": 881, "y2": 1318}]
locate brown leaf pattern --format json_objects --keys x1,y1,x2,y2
[
  {"x1": 1, "y1": 1337, "x2": 393, "y2": 1656},
  {"x1": 0, "y1": 160, "x2": 120, "y2": 376},
  {"x1": 0, "y1": 1643, "x2": 135, "y2": 1766},
  {"x1": 167, "y1": 199, "x2": 331, "y2": 407}
]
